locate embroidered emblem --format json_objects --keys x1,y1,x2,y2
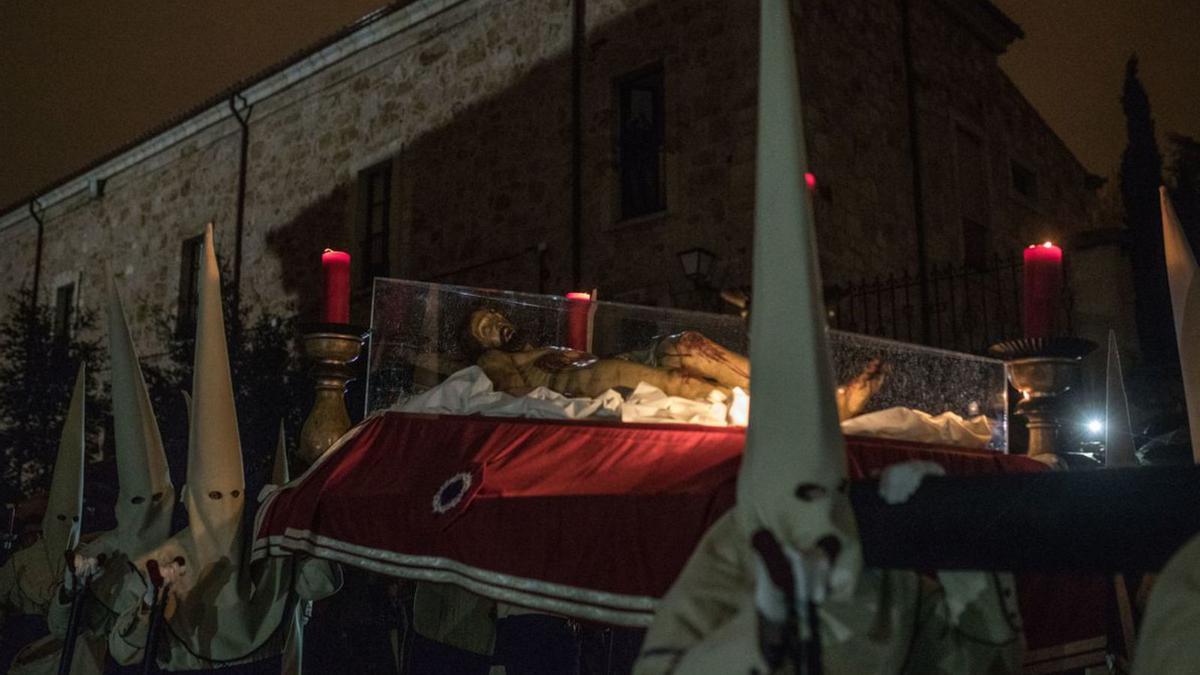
[{"x1": 432, "y1": 472, "x2": 474, "y2": 515}]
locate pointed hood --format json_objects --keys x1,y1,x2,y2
[
  {"x1": 736, "y1": 0, "x2": 860, "y2": 596},
  {"x1": 273, "y1": 420, "x2": 289, "y2": 486},
  {"x1": 43, "y1": 364, "x2": 86, "y2": 566},
  {"x1": 1105, "y1": 331, "x2": 1137, "y2": 467},
  {"x1": 184, "y1": 223, "x2": 246, "y2": 567},
  {"x1": 1161, "y1": 188, "x2": 1200, "y2": 464},
  {"x1": 124, "y1": 226, "x2": 311, "y2": 664},
  {"x1": 108, "y1": 277, "x2": 175, "y2": 556}
]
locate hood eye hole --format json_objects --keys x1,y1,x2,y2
[
  {"x1": 794, "y1": 483, "x2": 829, "y2": 501},
  {"x1": 56, "y1": 514, "x2": 67, "y2": 521},
  {"x1": 208, "y1": 491, "x2": 222, "y2": 500},
  {"x1": 71, "y1": 516, "x2": 79, "y2": 522},
  {"x1": 152, "y1": 492, "x2": 163, "y2": 502},
  {"x1": 231, "y1": 490, "x2": 241, "y2": 498},
  {"x1": 131, "y1": 496, "x2": 146, "y2": 504}
]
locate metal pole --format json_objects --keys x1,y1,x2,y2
[
  {"x1": 140, "y1": 561, "x2": 167, "y2": 675},
  {"x1": 57, "y1": 577, "x2": 89, "y2": 675},
  {"x1": 28, "y1": 200, "x2": 44, "y2": 308},
  {"x1": 900, "y1": 0, "x2": 931, "y2": 343},
  {"x1": 570, "y1": 0, "x2": 586, "y2": 289},
  {"x1": 228, "y1": 93, "x2": 252, "y2": 338}
]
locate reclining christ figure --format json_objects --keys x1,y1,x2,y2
[{"x1": 463, "y1": 306, "x2": 883, "y2": 420}]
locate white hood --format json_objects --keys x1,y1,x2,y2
[
  {"x1": 108, "y1": 277, "x2": 175, "y2": 556},
  {"x1": 42, "y1": 364, "x2": 86, "y2": 568},
  {"x1": 182, "y1": 222, "x2": 246, "y2": 582},
  {"x1": 735, "y1": 0, "x2": 860, "y2": 597},
  {"x1": 1160, "y1": 188, "x2": 1200, "y2": 464},
  {"x1": 127, "y1": 225, "x2": 309, "y2": 663}
]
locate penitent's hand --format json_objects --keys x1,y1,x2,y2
[
  {"x1": 878, "y1": 460, "x2": 946, "y2": 505},
  {"x1": 63, "y1": 552, "x2": 101, "y2": 594}
]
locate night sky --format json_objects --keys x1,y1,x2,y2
[{"x1": 0, "y1": 1, "x2": 1195, "y2": 210}]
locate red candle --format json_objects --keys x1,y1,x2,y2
[
  {"x1": 566, "y1": 292, "x2": 592, "y2": 352},
  {"x1": 1023, "y1": 241, "x2": 1063, "y2": 339},
  {"x1": 322, "y1": 249, "x2": 351, "y2": 324}
]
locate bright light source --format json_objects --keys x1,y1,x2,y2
[
  {"x1": 1086, "y1": 418, "x2": 1104, "y2": 436},
  {"x1": 804, "y1": 172, "x2": 817, "y2": 190},
  {"x1": 1042, "y1": 241, "x2": 1054, "y2": 248}
]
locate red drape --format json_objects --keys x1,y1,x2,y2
[{"x1": 254, "y1": 412, "x2": 1108, "y2": 657}]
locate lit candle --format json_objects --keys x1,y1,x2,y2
[
  {"x1": 1023, "y1": 241, "x2": 1063, "y2": 339},
  {"x1": 566, "y1": 292, "x2": 592, "y2": 352},
  {"x1": 322, "y1": 249, "x2": 351, "y2": 324}
]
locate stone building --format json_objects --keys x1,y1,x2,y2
[{"x1": 0, "y1": 0, "x2": 1105, "y2": 359}]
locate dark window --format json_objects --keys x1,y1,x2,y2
[
  {"x1": 1011, "y1": 160, "x2": 1038, "y2": 203},
  {"x1": 177, "y1": 234, "x2": 204, "y2": 336},
  {"x1": 617, "y1": 65, "x2": 665, "y2": 220},
  {"x1": 955, "y1": 126, "x2": 990, "y2": 269},
  {"x1": 358, "y1": 161, "x2": 392, "y2": 288},
  {"x1": 53, "y1": 282, "x2": 75, "y2": 341}
]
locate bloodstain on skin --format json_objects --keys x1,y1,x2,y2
[
  {"x1": 535, "y1": 348, "x2": 599, "y2": 372},
  {"x1": 666, "y1": 332, "x2": 751, "y2": 380}
]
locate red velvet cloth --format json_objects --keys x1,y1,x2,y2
[{"x1": 255, "y1": 412, "x2": 1106, "y2": 650}]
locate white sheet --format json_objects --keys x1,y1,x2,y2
[
  {"x1": 392, "y1": 366, "x2": 746, "y2": 426},
  {"x1": 840, "y1": 407, "x2": 993, "y2": 449},
  {"x1": 394, "y1": 367, "x2": 993, "y2": 447}
]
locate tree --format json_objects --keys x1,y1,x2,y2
[
  {"x1": 1119, "y1": 55, "x2": 1172, "y2": 364},
  {"x1": 0, "y1": 287, "x2": 107, "y2": 503}
]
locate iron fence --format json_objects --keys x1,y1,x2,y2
[{"x1": 824, "y1": 254, "x2": 1072, "y2": 355}]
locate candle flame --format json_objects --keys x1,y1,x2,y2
[{"x1": 1042, "y1": 241, "x2": 1054, "y2": 248}]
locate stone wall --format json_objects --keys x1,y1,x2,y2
[{"x1": 0, "y1": 0, "x2": 1101, "y2": 358}]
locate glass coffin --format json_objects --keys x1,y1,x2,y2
[{"x1": 367, "y1": 278, "x2": 1007, "y2": 450}]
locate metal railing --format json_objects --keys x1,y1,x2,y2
[{"x1": 824, "y1": 254, "x2": 1070, "y2": 355}]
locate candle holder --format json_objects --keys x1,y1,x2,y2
[
  {"x1": 989, "y1": 337, "x2": 1097, "y2": 465},
  {"x1": 298, "y1": 323, "x2": 369, "y2": 467}
]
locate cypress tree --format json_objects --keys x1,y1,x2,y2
[{"x1": 1119, "y1": 55, "x2": 1171, "y2": 363}]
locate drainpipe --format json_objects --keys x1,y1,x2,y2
[
  {"x1": 228, "y1": 93, "x2": 252, "y2": 335},
  {"x1": 570, "y1": 0, "x2": 586, "y2": 289},
  {"x1": 28, "y1": 200, "x2": 45, "y2": 310},
  {"x1": 900, "y1": 0, "x2": 932, "y2": 343}
]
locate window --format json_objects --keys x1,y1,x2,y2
[
  {"x1": 53, "y1": 282, "x2": 76, "y2": 342},
  {"x1": 955, "y1": 125, "x2": 990, "y2": 269},
  {"x1": 616, "y1": 65, "x2": 665, "y2": 220},
  {"x1": 358, "y1": 161, "x2": 392, "y2": 288},
  {"x1": 1011, "y1": 160, "x2": 1038, "y2": 204},
  {"x1": 177, "y1": 234, "x2": 204, "y2": 336}
]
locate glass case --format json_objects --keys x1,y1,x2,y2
[{"x1": 367, "y1": 278, "x2": 1007, "y2": 450}]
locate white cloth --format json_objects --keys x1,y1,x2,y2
[
  {"x1": 394, "y1": 366, "x2": 747, "y2": 426},
  {"x1": 841, "y1": 407, "x2": 993, "y2": 449},
  {"x1": 395, "y1": 368, "x2": 994, "y2": 446}
]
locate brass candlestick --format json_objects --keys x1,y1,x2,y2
[
  {"x1": 298, "y1": 324, "x2": 369, "y2": 467},
  {"x1": 990, "y1": 338, "x2": 1097, "y2": 465}
]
